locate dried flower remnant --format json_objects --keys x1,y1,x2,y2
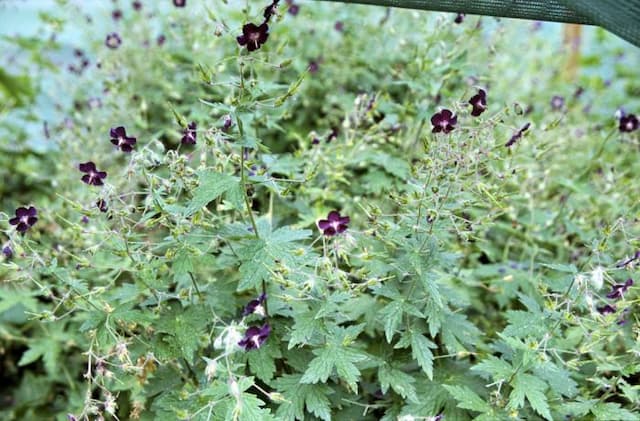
[
  {"x1": 317, "y1": 210, "x2": 350, "y2": 236},
  {"x1": 181, "y1": 122, "x2": 197, "y2": 145},
  {"x1": 79, "y1": 162, "x2": 107, "y2": 186},
  {"x1": 468, "y1": 89, "x2": 487, "y2": 117},
  {"x1": 105, "y1": 33, "x2": 122, "y2": 49},
  {"x1": 110, "y1": 126, "x2": 137, "y2": 152},
  {"x1": 9, "y1": 206, "x2": 38, "y2": 233},
  {"x1": 619, "y1": 113, "x2": 639, "y2": 133},
  {"x1": 237, "y1": 22, "x2": 269, "y2": 52},
  {"x1": 238, "y1": 324, "x2": 271, "y2": 350},
  {"x1": 430, "y1": 109, "x2": 457, "y2": 133},
  {"x1": 505, "y1": 122, "x2": 531, "y2": 147},
  {"x1": 242, "y1": 293, "x2": 267, "y2": 316},
  {"x1": 606, "y1": 278, "x2": 633, "y2": 300}
]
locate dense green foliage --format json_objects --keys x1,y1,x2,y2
[{"x1": 1, "y1": 1, "x2": 639, "y2": 420}]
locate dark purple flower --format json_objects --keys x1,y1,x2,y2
[
  {"x1": 573, "y1": 86, "x2": 584, "y2": 99},
  {"x1": 434, "y1": 414, "x2": 444, "y2": 421},
  {"x1": 597, "y1": 304, "x2": 616, "y2": 314},
  {"x1": 81, "y1": 216, "x2": 90, "y2": 224},
  {"x1": 157, "y1": 34, "x2": 166, "y2": 46},
  {"x1": 616, "y1": 250, "x2": 640, "y2": 268},
  {"x1": 317, "y1": 210, "x2": 350, "y2": 236},
  {"x1": 79, "y1": 162, "x2": 107, "y2": 186},
  {"x1": 110, "y1": 126, "x2": 137, "y2": 152},
  {"x1": 454, "y1": 13, "x2": 465, "y2": 24},
  {"x1": 308, "y1": 61, "x2": 319, "y2": 74},
  {"x1": 242, "y1": 293, "x2": 267, "y2": 316},
  {"x1": 326, "y1": 127, "x2": 338, "y2": 143},
  {"x1": 431, "y1": 109, "x2": 457, "y2": 133},
  {"x1": 132, "y1": 1, "x2": 142, "y2": 11},
  {"x1": 9, "y1": 206, "x2": 38, "y2": 233},
  {"x1": 264, "y1": 1, "x2": 279, "y2": 21},
  {"x1": 105, "y1": 33, "x2": 122, "y2": 49},
  {"x1": 96, "y1": 199, "x2": 109, "y2": 213},
  {"x1": 173, "y1": 0, "x2": 186, "y2": 7},
  {"x1": 606, "y1": 278, "x2": 633, "y2": 300},
  {"x1": 112, "y1": 9, "x2": 123, "y2": 20},
  {"x1": 237, "y1": 22, "x2": 269, "y2": 52},
  {"x1": 619, "y1": 113, "x2": 638, "y2": 133},
  {"x1": 222, "y1": 115, "x2": 233, "y2": 132},
  {"x1": 311, "y1": 136, "x2": 320, "y2": 145},
  {"x1": 468, "y1": 89, "x2": 487, "y2": 117},
  {"x1": 334, "y1": 21, "x2": 344, "y2": 32},
  {"x1": 550, "y1": 95, "x2": 565, "y2": 111},
  {"x1": 286, "y1": 0, "x2": 299, "y2": 16},
  {"x1": 238, "y1": 324, "x2": 271, "y2": 350},
  {"x1": 181, "y1": 122, "x2": 197, "y2": 145},
  {"x1": 505, "y1": 122, "x2": 531, "y2": 147},
  {"x1": 2, "y1": 245, "x2": 12, "y2": 258}
]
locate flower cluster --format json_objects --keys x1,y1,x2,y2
[
  {"x1": 238, "y1": 293, "x2": 271, "y2": 351},
  {"x1": 237, "y1": 1, "x2": 280, "y2": 52},
  {"x1": 597, "y1": 277, "x2": 634, "y2": 325}
]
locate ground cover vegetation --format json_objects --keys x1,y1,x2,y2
[{"x1": 0, "y1": 0, "x2": 639, "y2": 420}]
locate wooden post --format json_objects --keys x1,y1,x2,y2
[{"x1": 563, "y1": 24, "x2": 582, "y2": 81}]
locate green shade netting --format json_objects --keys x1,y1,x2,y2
[{"x1": 319, "y1": 0, "x2": 640, "y2": 47}]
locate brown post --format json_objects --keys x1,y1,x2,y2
[{"x1": 563, "y1": 24, "x2": 582, "y2": 81}]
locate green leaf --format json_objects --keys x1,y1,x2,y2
[
  {"x1": 509, "y1": 373, "x2": 551, "y2": 421},
  {"x1": 173, "y1": 249, "x2": 194, "y2": 282},
  {"x1": 247, "y1": 341, "x2": 281, "y2": 382},
  {"x1": 443, "y1": 384, "x2": 491, "y2": 413},
  {"x1": 502, "y1": 310, "x2": 548, "y2": 338},
  {"x1": 591, "y1": 402, "x2": 637, "y2": 420},
  {"x1": 300, "y1": 347, "x2": 336, "y2": 384},
  {"x1": 185, "y1": 171, "x2": 238, "y2": 216},
  {"x1": 301, "y1": 345, "x2": 365, "y2": 392},
  {"x1": 379, "y1": 301, "x2": 403, "y2": 343},
  {"x1": 237, "y1": 226, "x2": 311, "y2": 291},
  {"x1": 378, "y1": 364, "x2": 418, "y2": 402},
  {"x1": 304, "y1": 385, "x2": 332, "y2": 421},
  {"x1": 288, "y1": 310, "x2": 324, "y2": 348},
  {"x1": 410, "y1": 332, "x2": 436, "y2": 380},
  {"x1": 471, "y1": 356, "x2": 513, "y2": 382}
]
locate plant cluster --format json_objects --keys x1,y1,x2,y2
[{"x1": 1, "y1": 1, "x2": 639, "y2": 420}]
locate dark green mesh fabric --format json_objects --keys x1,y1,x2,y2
[{"x1": 319, "y1": 0, "x2": 640, "y2": 47}]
